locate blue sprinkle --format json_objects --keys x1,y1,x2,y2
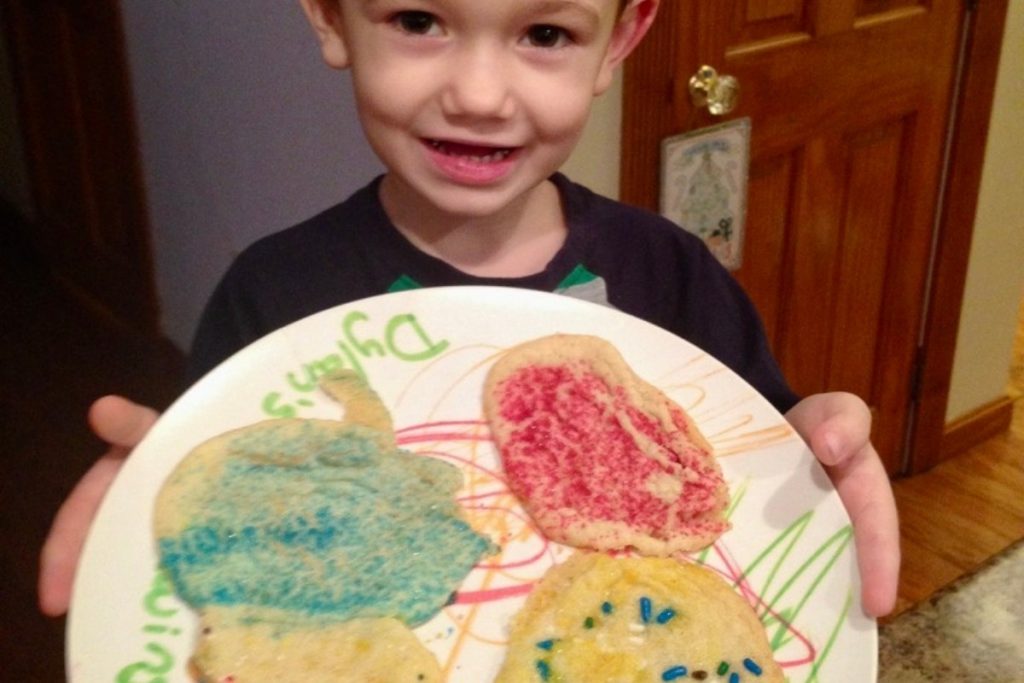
[
  {"x1": 601, "y1": 601, "x2": 614, "y2": 614},
  {"x1": 656, "y1": 607, "x2": 677, "y2": 624},
  {"x1": 743, "y1": 658, "x2": 763, "y2": 676},
  {"x1": 662, "y1": 665, "x2": 688, "y2": 681},
  {"x1": 640, "y1": 597, "x2": 653, "y2": 623},
  {"x1": 729, "y1": 673, "x2": 740, "y2": 683},
  {"x1": 536, "y1": 639, "x2": 555, "y2": 651},
  {"x1": 536, "y1": 660, "x2": 551, "y2": 681}
]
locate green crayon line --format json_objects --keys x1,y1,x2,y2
[
  {"x1": 742, "y1": 510, "x2": 815, "y2": 604},
  {"x1": 764, "y1": 527, "x2": 853, "y2": 651},
  {"x1": 696, "y1": 479, "x2": 750, "y2": 564},
  {"x1": 804, "y1": 589, "x2": 855, "y2": 683}
]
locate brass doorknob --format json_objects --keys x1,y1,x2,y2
[{"x1": 688, "y1": 65, "x2": 740, "y2": 116}]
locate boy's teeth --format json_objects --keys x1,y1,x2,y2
[{"x1": 429, "y1": 139, "x2": 512, "y2": 163}]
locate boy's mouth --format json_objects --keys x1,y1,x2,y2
[{"x1": 425, "y1": 139, "x2": 516, "y2": 163}]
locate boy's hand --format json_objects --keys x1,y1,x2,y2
[
  {"x1": 785, "y1": 392, "x2": 900, "y2": 618},
  {"x1": 38, "y1": 396, "x2": 159, "y2": 617}
]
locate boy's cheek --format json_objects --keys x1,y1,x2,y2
[
  {"x1": 533, "y1": 94, "x2": 599, "y2": 138},
  {"x1": 352, "y1": 67, "x2": 432, "y2": 108},
  {"x1": 350, "y1": 58, "x2": 602, "y2": 136}
]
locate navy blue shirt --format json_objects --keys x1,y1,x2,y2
[{"x1": 189, "y1": 174, "x2": 799, "y2": 412}]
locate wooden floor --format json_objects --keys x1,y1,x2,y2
[
  {"x1": 886, "y1": 298, "x2": 1024, "y2": 620},
  {"x1": 1, "y1": 211, "x2": 1021, "y2": 678},
  {"x1": 886, "y1": 400, "x2": 1024, "y2": 620}
]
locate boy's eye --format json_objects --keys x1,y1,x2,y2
[
  {"x1": 393, "y1": 11, "x2": 440, "y2": 36},
  {"x1": 524, "y1": 24, "x2": 571, "y2": 49}
]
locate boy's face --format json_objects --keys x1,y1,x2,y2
[{"x1": 302, "y1": 0, "x2": 656, "y2": 220}]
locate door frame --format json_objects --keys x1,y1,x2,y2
[
  {"x1": 621, "y1": 0, "x2": 1011, "y2": 476},
  {"x1": 0, "y1": 0, "x2": 160, "y2": 336},
  {"x1": 909, "y1": 0, "x2": 1012, "y2": 473}
]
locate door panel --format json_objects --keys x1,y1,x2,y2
[
  {"x1": 731, "y1": 0, "x2": 812, "y2": 43},
  {"x1": 743, "y1": 152, "x2": 796, "y2": 342},
  {"x1": 828, "y1": 119, "x2": 907, "y2": 398},
  {"x1": 623, "y1": 0, "x2": 964, "y2": 473},
  {"x1": 3, "y1": 0, "x2": 158, "y2": 332}
]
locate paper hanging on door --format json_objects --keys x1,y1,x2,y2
[{"x1": 660, "y1": 118, "x2": 751, "y2": 271}]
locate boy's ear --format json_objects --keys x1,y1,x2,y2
[
  {"x1": 299, "y1": 0, "x2": 351, "y2": 69},
  {"x1": 595, "y1": 0, "x2": 660, "y2": 95}
]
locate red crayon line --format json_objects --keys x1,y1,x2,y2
[
  {"x1": 458, "y1": 490, "x2": 507, "y2": 504},
  {"x1": 398, "y1": 432, "x2": 494, "y2": 446},
  {"x1": 396, "y1": 420, "x2": 489, "y2": 435},
  {"x1": 709, "y1": 544, "x2": 817, "y2": 668},
  {"x1": 454, "y1": 583, "x2": 535, "y2": 605}
]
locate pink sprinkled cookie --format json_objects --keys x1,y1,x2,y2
[{"x1": 484, "y1": 334, "x2": 730, "y2": 556}]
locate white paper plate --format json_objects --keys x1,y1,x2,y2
[{"x1": 68, "y1": 286, "x2": 875, "y2": 682}]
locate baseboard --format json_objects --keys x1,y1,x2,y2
[{"x1": 941, "y1": 396, "x2": 1015, "y2": 462}]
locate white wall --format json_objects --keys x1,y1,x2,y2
[
  {"x1": 945, "y1": 0, "x2": 1024, "y2": 420},
  {"x1": 120, "y1": 0, "x2": 382, "y2": 350}
]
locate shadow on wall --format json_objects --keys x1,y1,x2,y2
[
  {"x1": 1010, "y1": 294, "x2": 1024, "y2": 399},
  {"x1": 1008, "y1": 293, "x2": 1024, "y2": 439},
  {"x1": 119, "y1": 0, "x2": 382, "y2": 349}
]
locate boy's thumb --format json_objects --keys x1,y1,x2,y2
[{"x1": 88, "y1": 395, "x2": 159, "y2": 449}]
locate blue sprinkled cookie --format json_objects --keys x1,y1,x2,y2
[
  {"x1": 496, "y1": 553, "x2": 784, "y2": 683},
  {"x1": 154, "y1": 371, "x2": 494, "y2": 682}
]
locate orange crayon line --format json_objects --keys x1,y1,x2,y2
[{"x1": 441, "y1": 562, "x2": 501, "y2": 676}]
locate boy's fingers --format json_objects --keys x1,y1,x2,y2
[
  {"x1": 39, "y1": 396, "x2": 157, "y2": 617},
  {"x1": 827, "y1": 444, "x2": 900, "y2": 617},
  {"x1": 88, "y1": 395, "x2": 159, "y2": 449},
  {"x1": 854, "y1": 511, "x2": 901, "y2": 616},
  {"x1": 817, "y1": 399, "x2": 872, "y2": 467},
  {"x1": 39, "y1": 455, "x2": 128, "y2": 616},
  {"x1": 786, "y1": 392, "x2": 871, "y2": 467}
]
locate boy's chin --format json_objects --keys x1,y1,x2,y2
[
  {"x1": 403, "y1": 178, "x2": 548, "y2": 221},
  {"x1": 431, "y1": 193, "x2": 522, "y2": 219}
]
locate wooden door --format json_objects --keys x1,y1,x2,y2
[
  {"x1": 622, "y1": 0, "x2": 966, "y2": 475},
  {"x1": 3, "y1": 0, "x2": 158, "y2": 332}
]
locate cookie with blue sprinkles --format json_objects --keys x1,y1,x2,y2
[
  {"x1": 155, "y1": 371, "x2": 493, "y2": 682},
  {"x1": 495, "y1": 553, "x2": 783, "y2": 682}
]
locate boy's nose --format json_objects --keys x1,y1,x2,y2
[{"x1": 439, "y1": 50, "x2": 516, "y2": 121}]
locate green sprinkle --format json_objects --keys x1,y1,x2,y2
[
  {"x1": 717, "y1": 661, "x2": 730, "y2": 675},
  {"x1": 583, "y1": 616, "x2": 595, "y2": 629}
]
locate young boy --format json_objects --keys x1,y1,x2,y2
[{"x1": 39, "y1": 0, "x2": 899, "y2": 621}]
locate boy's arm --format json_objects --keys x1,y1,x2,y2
[
  {"x1": 38, "y1": 396, "x2": 159, "y2": 617},
  {"x1": 785, "y1": 392, "x2": 900, "y2": 617}
]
